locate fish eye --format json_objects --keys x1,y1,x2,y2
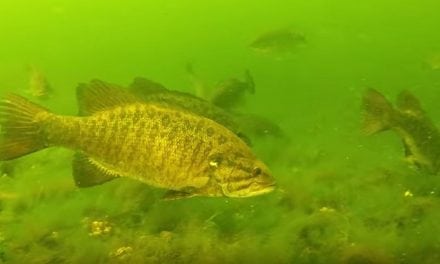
[
  {"x1": 252, "y1": 167, "x2": 262, "y2": 176},
  {"x1": 209, "y1": 160, "x2": 219, "y2": 168},
  {"x1": 209, "y1": 154, "x2": 223, "y2": 168}
]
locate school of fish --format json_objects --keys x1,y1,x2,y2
[{"x1": 1, "y1": 26, "x2": 440, "y2": 206}]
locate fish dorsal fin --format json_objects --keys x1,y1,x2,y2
[
  {"x1": 130, "y1": 77, "x2": 221, "y2": 109},
  {"x1": 72, "y1": 152, "x2": 120, "y2": 188},
  {"x1": 129, "y1": 77, "x2": 168, "y2": 97},
  {"x1": 129, "y1": 77, "x2": 204, "y2": 104},
  {"x1": 77, "y1": 79, "x2": 139, "y2": 115},
  {"x1": 396, "y1": 90, "x2": 424, "y2": 116}
]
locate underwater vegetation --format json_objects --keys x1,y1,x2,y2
[{"x1": 1, "y1": 142, "x2": 440, "y2": 263}]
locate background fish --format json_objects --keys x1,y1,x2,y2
[
  {"x1": 0, "y1": 82, "x2": 275, "y2": 199},
  {"x1": 27, "y1": 65, "x2": 52, "y2": 100},
  {"x1": 211, "y1": 70, "x2": 255, "y2": 111},
  {"x1": 236, "y1": 113, "x2": 287, "y2": 140},
  {"x1": 362, "y1": 88, "x2": 440, "y2": 173},
  {"x1": 185, "y1": 66, "x2": 287, "y2": 140},
  {"x1": 249, "y1": 28, "x2": 306, "y2": 55}
]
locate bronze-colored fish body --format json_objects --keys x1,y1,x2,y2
[
  {"x1": 127, "y1": 78, "x2": 250, "y2": 144},
  {"x1": 362, "y1": 88, "x2": 440, "y2": 173},
  {"x1": 57, "y1": 104, "x2": 250, "y2": 193},
  {"x1": 0, "y1": 82, "x2": 275, "y2": 198}
]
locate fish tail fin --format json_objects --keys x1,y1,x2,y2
[
  {"x1": 396, "y1": 90, "x2": 424, "y2": 115},
  {"x1": 362, "y1": 88, "x2": 396, "y2": 135},
  {"x1": 0, "y1": 94, "x2": 50, "y2": 160}
]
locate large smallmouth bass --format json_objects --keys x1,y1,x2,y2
[{"x1": 0, "y1": 81, "x2": 275, "y2": 199}]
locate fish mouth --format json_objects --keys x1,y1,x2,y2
[
  {"x1": 223, "y1": 181, "x2": 276, "y2": 198},
  {"x1": 246, "y1": 182, "x2": 276, "y2": 197}
]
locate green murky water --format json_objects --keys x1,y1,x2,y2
[{"x1": 1, "y1": 1, "x2": 440, "y2": 263}]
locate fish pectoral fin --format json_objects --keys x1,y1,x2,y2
[
  {"x1": 72, "y1": 152, "x2": 120, "y2": 188},
  {"x1": 162, "y1": 189, "x2": 197, "y2": 200}
]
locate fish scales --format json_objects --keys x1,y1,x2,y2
[
  {"x1": 42, "y1": 103, "x2": 243, "y2": 189},
  {"x1": 128, "y1": 77, "x2": 251, "y2": 145},
  {"x1": 0, "y1": 84, "x2": 275, "y2": 198}
]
